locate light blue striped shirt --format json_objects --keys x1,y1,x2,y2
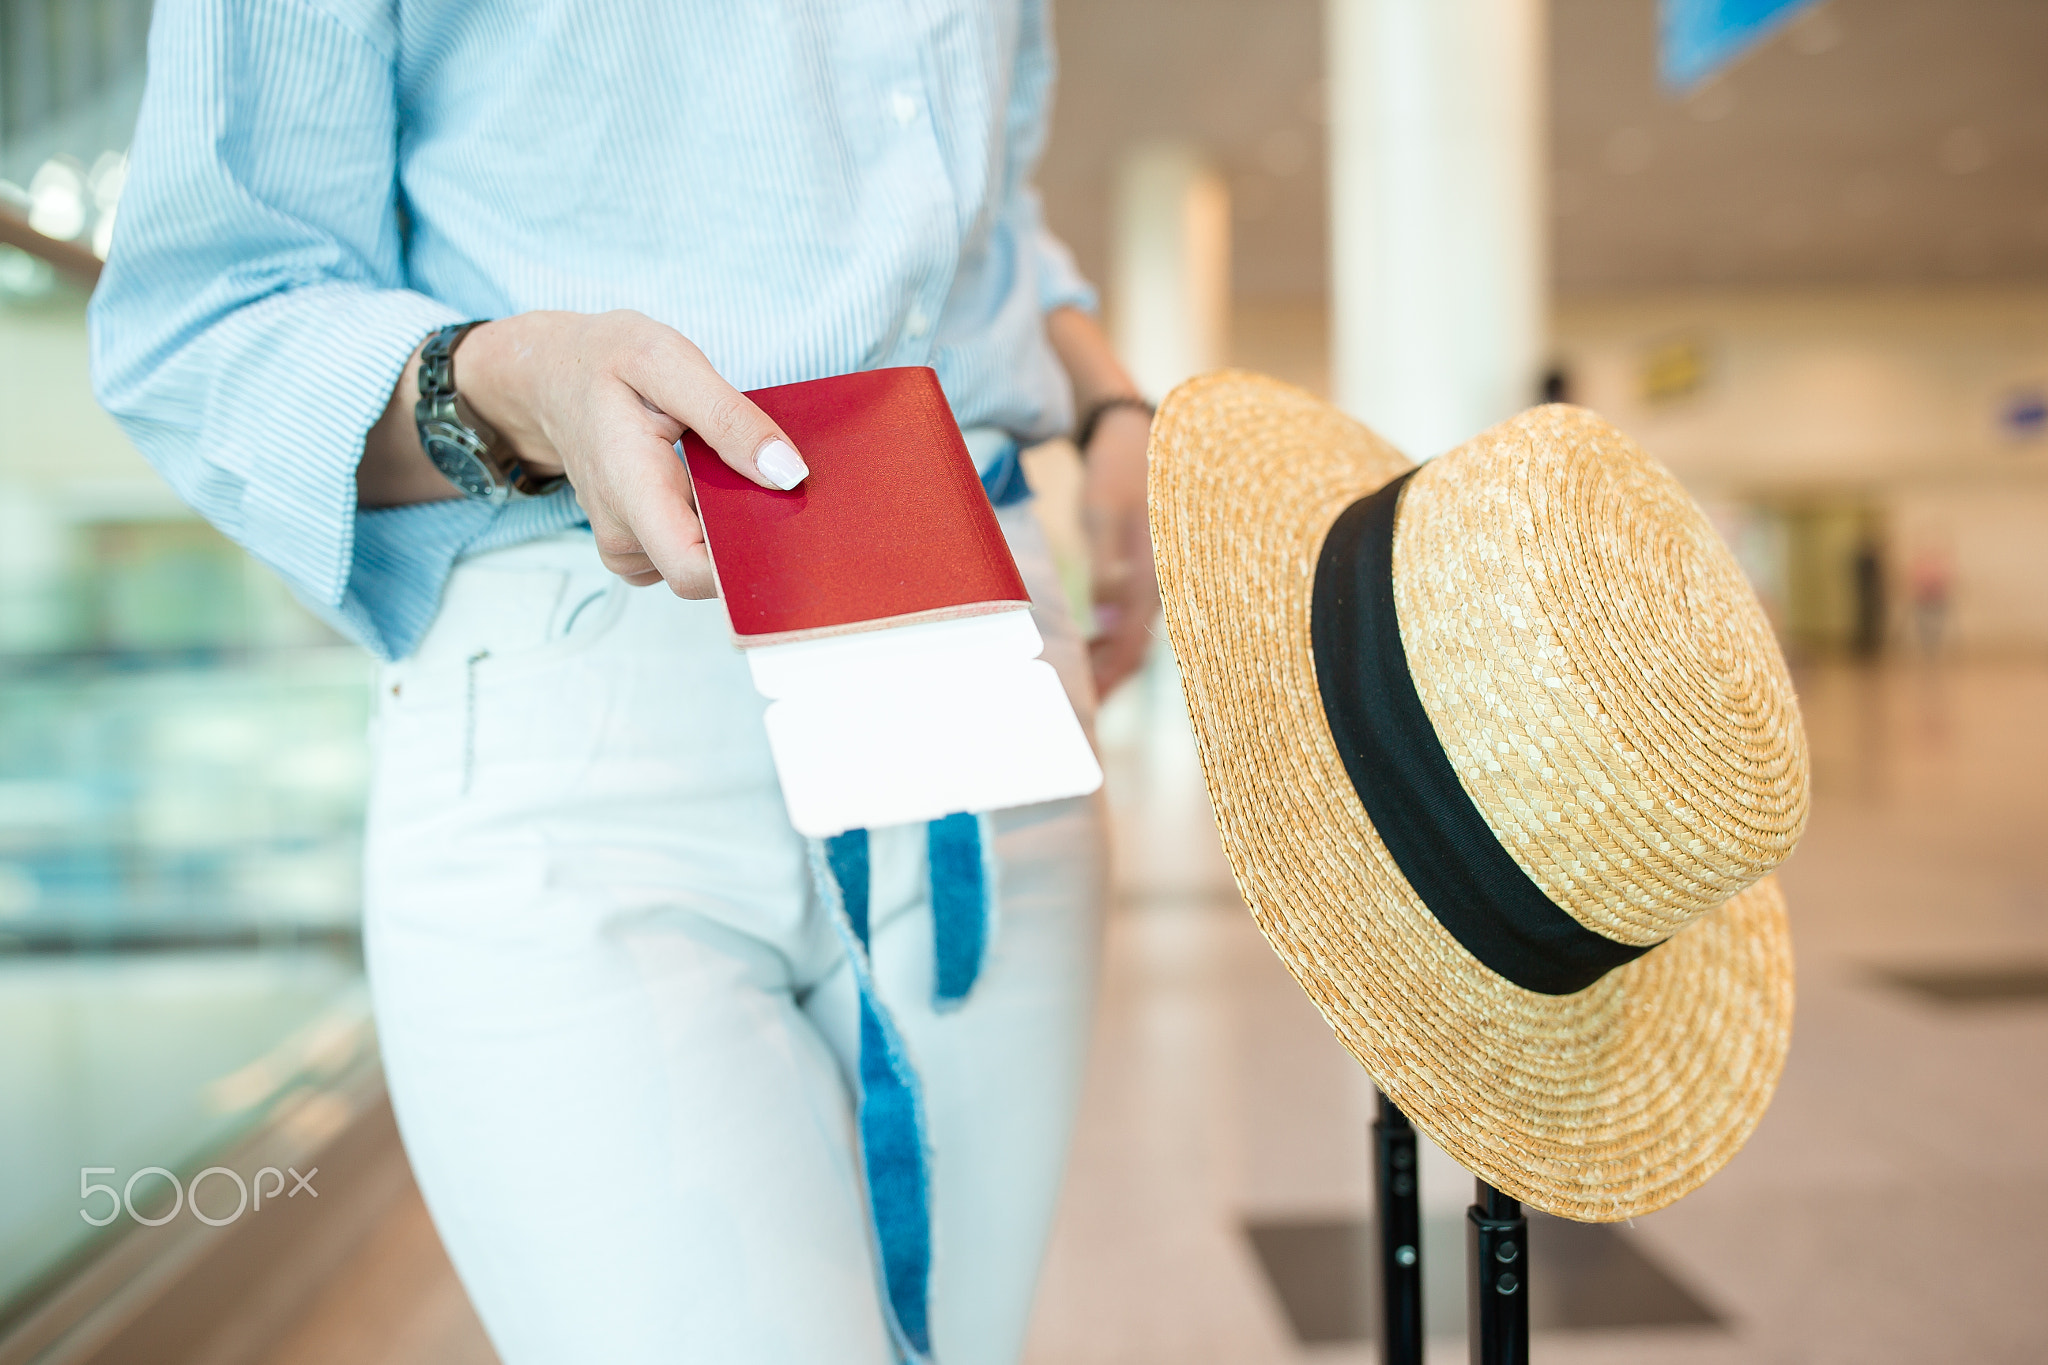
[{"x1": 88, "y1": 0, "x2": 1096, "y2": 660}]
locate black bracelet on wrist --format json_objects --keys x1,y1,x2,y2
[{"x1": 1073, "y1": 394, "x2": 1156, "y2": 454}]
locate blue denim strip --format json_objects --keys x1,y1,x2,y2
[
  {"x1": 816, "y1": 830, "x2": 935, "y2": 1363},
  {"x1": 928, "y1": 813, "x2": 991, "y2": 1010},
  {"x1": 814, "y1": 818, "x2": 997, "y2": 1361},
  {"x1": 978, "y1": 438, "x2": 1033, "y2": 507}
]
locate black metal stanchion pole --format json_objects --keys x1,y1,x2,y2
[
  {"x1": 1373, "y1": 1091, "x2": 1424, "y2": 1365},
  {"x1": 1466, "y1": 1179, "x2": 1528, "y2": 1365}
]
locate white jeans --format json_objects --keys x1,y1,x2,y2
[{"x1": 362, "y1": 505, "x2": 1105, "y2": 1365}]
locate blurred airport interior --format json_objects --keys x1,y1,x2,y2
[{"x1": 2, "y1": 1, "x2": 2046, "y2": 1362}]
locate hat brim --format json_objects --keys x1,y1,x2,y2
[{"x1": 1148, "y1": 371, "x2": 1793, "y2": 1221}]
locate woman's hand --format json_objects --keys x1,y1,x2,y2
[
  {"x1": 1080, "y1": 403, "x2": 1160, "y2": 700},
  {"x1": 1046, "y1": 305, "x2": 1159, "y2": 701},
  {"x1": 360, "y1": 310, "x2": 806, "y2": 598}
]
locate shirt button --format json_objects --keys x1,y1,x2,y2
[
  {"x1": 906, "y1": 309, "x2": 931, "y2": 338},
  {"x1": 889, "y1": 91, "x2": 919, "y2": 126}
]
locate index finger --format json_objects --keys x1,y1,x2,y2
[{"x1": 619, "y1": 326, "x2": 810, "y2": 493}]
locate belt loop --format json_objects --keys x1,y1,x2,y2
[{"x1": 975, "y1": 437, "x2": 1032, "y2": 507}]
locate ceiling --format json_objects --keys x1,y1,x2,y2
[
  {"x1": 1041, "y1": 0, "x2": 1329, "y2": 301},
  {"x1": 1039, "y1": 0, "x2": 2048, "y2": 301}
]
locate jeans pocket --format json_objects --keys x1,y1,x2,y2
[{"x1": 376, "y1": 542, "x2": 628, "y2": 802}]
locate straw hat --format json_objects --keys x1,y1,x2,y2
[{"x1": 1148, "y1": 372, "x2": 1807, "y2": 1222}]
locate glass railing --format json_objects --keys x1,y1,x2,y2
[
  {"x1": 0, "y1": 364, "x2": 378, "y2": 1324},
  {"x1": 0, "y1": 593, "x2": 373, "y2": 950},
  {"x1": 0, "y1": 949, "x2": 372, "y2": 1312},
  {"x1": 2, "y1": 30, "x2": 382, "y2": 1314}
]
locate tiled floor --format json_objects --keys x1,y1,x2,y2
[
  {"x1": 260, "y1": 1186, "x2": 495, "y2": 1365},
  {"x1": 260, "y1": 657, "x2": 2048, "y2": 1363}
]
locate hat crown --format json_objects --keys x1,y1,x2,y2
[{"x1": 1392, "y1": 405, "x2": 1808, "y2": 945}]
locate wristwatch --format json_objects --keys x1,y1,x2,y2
[{"x1": 414, "y1": 321, "x2": 564, "y2": 503}]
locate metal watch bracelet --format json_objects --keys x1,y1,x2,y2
[{"x1": 414, "y1": 321, "x2": 565, "y2": 503}]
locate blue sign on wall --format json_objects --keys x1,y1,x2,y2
[{"x1": 1661, "y1": 0, "x2": 1826, "y2": 90}]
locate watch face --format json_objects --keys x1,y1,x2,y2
[{"x1": 421, "y1": 418, "x2": 501, "y2": 501}]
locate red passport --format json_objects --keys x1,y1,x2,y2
[{"x1": 681, "y1": 367, "x2": 1030, "y2": 646}]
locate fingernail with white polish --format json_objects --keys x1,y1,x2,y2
[{"x1": 756, "y1": 439, "x2": 809, "y2": 490}]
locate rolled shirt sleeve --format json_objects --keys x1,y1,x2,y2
[
  {"x1": 88, "y1": 0, "x2": 489, "y2": 659},
  {"x1": 1027, "y1": 192, "x2": 1099, "y2": 318},
  {"x1": 1005, "y1": 0, "x2": 1099, "y2": 321}
]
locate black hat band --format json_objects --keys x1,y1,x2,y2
[{"x1": 1308, "y1": 469, "x2": 1664, "y2": 996}]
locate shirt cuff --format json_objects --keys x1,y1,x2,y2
[
  {"x1": 236, "y1": 288, "x2": 470, "y2": 622},
  {"x1": 344, "y1": 498, "x2": 501, "y2": 659},
  {"x1": 343, "y1": 486, "x2": 592, "y2": 660},
  {"x1": 1033, "y1": 227, "x2": 1099, "y2": 317}
]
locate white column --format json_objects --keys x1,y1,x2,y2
[
  {"x1": 1111, "y1": 143, "x2": 1232, "y2": 402},
  {"x1": 1327, "y1": 0, "x2": 1547, "y2": 459}
]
